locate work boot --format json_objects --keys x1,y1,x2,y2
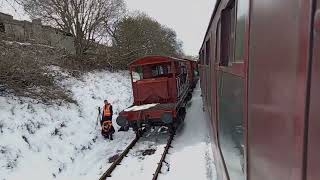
[{"x1": 103, "y1": 135, "x2": 108, "y2": 139}]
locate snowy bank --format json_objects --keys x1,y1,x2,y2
[{"x1": 0, "y1": 70, "x2": 135, "y2": 180}]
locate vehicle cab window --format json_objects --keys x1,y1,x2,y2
[
  {"x1": 151, "y1": 64, "x2": 171, "y2": 78},
  {"x1": 132, "y1": 66, "x2": 143, "y2": 82}
]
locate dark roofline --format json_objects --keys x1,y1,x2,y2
[
  {"x1": 129, "y1": 55, "x2": 187, "y2": 67},
  {"x1": 199, "y1": 0, "x2": 222, "y2": 54}
]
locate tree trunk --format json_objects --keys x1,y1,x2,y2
[{"x1": 74, "y1": 37, "x2": 84, "y2": 60}]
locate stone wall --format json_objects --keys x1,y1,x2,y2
[{"x1": 0, "y1": 12, "x2": 75, "y2": 53}]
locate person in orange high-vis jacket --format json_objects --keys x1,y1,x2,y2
[{"x1": 101, "y1": 100, "x2": 115, "y2": 140}]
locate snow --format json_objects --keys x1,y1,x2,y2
[
  {"x1": 3, "y1": 40, "x2": 55, "y2": 48},
  {"x1": 132, "y1": 72, "x2": 141, "y2": 82},
  {"x1": 124, "y1": 103, "x2": 159, "y2": 112},
  {"x1": 0, "y1": 70, "x2": 135, "y2": 180},
  {"x1": 3, "y1": 41, "x2": 32, "y2": 46},
  {"x1": 109, "y1": 131, "x2": 168, "y2": 180},
  {"x1": 0, "y1": 68, "x2": 216, "y2": 180},
  {"x1": 159, "y1": 84, "x2": 217, "y2": 180},
  {"x1": 107, "y1": 83, "x2": 217, "y2": 180}
]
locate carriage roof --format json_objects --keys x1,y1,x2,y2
[{"x1": 129, "y1": 55, "x2": 189, "y2": 67}]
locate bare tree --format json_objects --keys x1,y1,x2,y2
[
  {"x1": 108, "y1": 13, "x2": 184, "y2": 69},
  {"x1": 19, "y1": 0, "x2": 125, "y2": 57}
]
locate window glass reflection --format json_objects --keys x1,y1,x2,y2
[
  {"x1": 218, "y1": 71, "x2": 244, "y2": 180},
  {"x1": 235, "y1": 0, "x2": 249, "y2": 61}
]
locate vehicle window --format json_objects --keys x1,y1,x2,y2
[
  {"x1": 216, "y1": 20, "x2": 221, "y2": 62},
  {"x1": 151, "y1": 64, "x2": 169, "y2": 77},
  {"x1": 235, "y1": 0, "x2": 249, "y2": 61},
  {"x1": 206, "y1": 39, "x2": 211, "y2": 65},
  {"x1": 218, "y1": 71, "x2": 245, "y2": 180},
  {"x1": 201, "y1": 49, "x2": 205, "y2": 65},
  {"x1": 220, "y1": 0, "x2": 236, "y2": 66},
  {"x1": 132, "y1": 66, "x2": 143, "y2": 82}
]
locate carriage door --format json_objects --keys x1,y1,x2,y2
[{"x1": 306, "y1": 1, "x2": 320, "y2": 180}]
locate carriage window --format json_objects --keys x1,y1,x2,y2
[
  {"x1": 220, "y1": 1, "x2": 236, "y2": 66},
  {"x1": 235, "y1": 0, "x2": 249, "y2": 61},
  {"x1": 216, "y1": 20, "x2": 221, "y2": 62},
  {"x1": 201, "y1": 49, "x2": 205, "y2": 65},
  {"x1": 218, "y1": 72, "x2": 245, "y2": 180},
  {"x1": 205, "y1": 39, "x2": 211, "y2": 65}
]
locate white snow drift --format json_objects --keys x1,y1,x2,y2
[{"x1": 0, "y1": 69, "x2": 134, "y2": 180}]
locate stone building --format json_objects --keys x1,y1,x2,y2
[{"x1": 0, "y1": 12, "x2": 75, "y2": 53}]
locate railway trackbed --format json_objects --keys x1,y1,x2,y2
[{"x1": 99, "y1": 131, "x2": 176, "y2": 180}]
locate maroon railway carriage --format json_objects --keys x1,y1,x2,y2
[
  {"x1": 199, "y1": 0, "x2": 320, "y2": 180},
  {"x1": 116, "y1": 55, "x2": 197, "y2": 134}
]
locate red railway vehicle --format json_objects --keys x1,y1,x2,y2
[
  {"x1": 116, "y1": 55, "x2": 198, "y2": 135},
  {"x1": 185, "y1": 58, "x2": 199, "y2": 90},
  {"x1": 199, "y1": 0, "x2": 320, "y2": 180}
]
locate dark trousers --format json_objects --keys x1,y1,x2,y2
[{"x1": 101, "y1": 116, "x2": 112, "y2": 124}]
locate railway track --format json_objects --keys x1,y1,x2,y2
[
  {"x1": 152, "y1": 131, "x2": 175, "y2": 180},
  {"x1": 99, "y1": 131, "x2": 175, "y2": 180}
]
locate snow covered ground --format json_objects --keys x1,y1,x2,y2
[
  {"x1": 107, "y1": 83, "x2": 217, "y2": 180},
  {"x1": 159, "y1": 85, "x2": 216, "y2": 180},
  {"x1": 0, "y1": 69, "x2": 216, "y2": 180},
  {"x1": 0, "y1": 70, "x2": 135, "y2": 180}
]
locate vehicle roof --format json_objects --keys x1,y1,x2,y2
[
  {"x1": 129, "y1": 55, "x2": 188, "y2": 67},
  {"x1": 199, "y1": 0, "x2": 222, "y2": 54}
]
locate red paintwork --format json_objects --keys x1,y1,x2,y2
[
  {"x1": 120, "y1": 105, "x2": 176, "y2": 122},
  {"x1": 132, "y1": 78, "x2": 177, "y2": 104},
  {"x1": 307, "y1": 1, "x2": 320, "y2": 180},
  {"x1": 248, "y1": 0, "x2": 312, "y2": 179},
  {"x1": 199, "y1": 0, "x2": 247, "y2": 179},
  {"x1": 129, "y1": 56, "x2": 191, "y2": 106},
  {"x1": 199, "y1": 0, "x2": 317, "y2": 180},
  {"x1": 119, "y1": 56, "x2": 197, "y2": 125}
]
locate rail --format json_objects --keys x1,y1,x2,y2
[
  {"x1": 99, "y1": 130, "x2": 175, "y2": 180},
  {"x1": 98, "y1": 135, "x2": 141, "y2": 180},
  {"x1": 152, "y1": 131, "x2": 175, "y2": 180}
]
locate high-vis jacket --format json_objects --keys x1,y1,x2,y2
[{"x1": 102, "y1": 104, "x2": 113, "y2": 117}]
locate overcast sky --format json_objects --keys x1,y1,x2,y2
[
  {"x1": 0, "y1": 0, "x2": 216, "y2": 55},
  {"x1": 126, "y1": 0, "x2": 216, "y2": 55}
]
